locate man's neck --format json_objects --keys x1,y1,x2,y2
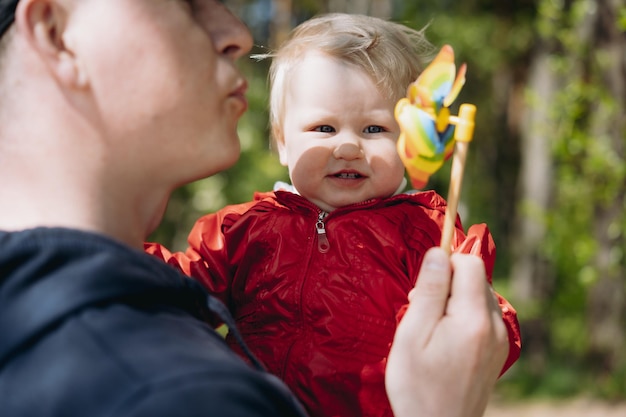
[{"x1": 0, "y1": 158, "x2": 170, "y2": 249}]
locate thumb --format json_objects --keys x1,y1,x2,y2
[{"x1": 400, "y1": 247, "x2": 452, "y2": 346}]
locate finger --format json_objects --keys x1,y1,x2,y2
[
  {"x1": 449, "y1": 254, "x2": 509, "y2": 368},
  {"x1": 447, "y1": 253, "x2": 488, "y2": 314},
  {"x1": 490, "y1": 290, "x2": 511, "y2": 353},
  {"x1": 401, "y1": 247, "x2": 452, "y2": 343},
  {"x1": 487, "y1": 287, "x2": 501, "y2": 313}
]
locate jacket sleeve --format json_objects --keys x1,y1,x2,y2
[
  {"x1": 453, "y1": 223, "x2": 521, "y2": 376},
  {"x1": 395, "y1": 222, "x2": 521, "y2": 377},
  {"x1": 145, "y1": 202, "x2": 256, "y2": 311}
]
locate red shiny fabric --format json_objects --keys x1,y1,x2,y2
[{"x1": 146, "y1": 189, "x2": 521, "y2": 417}]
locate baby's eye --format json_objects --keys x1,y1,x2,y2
[
  {"x1": 364, "y1": 125, "x2": 386, "y2": 134},
  {"x1": 314, "y1": 125, "x2": 335, "y2": 133}
]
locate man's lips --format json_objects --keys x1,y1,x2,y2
[
  {"x1": 231, "y1": 79, "x2": 248, "y2": 97},
  {"x1": 229, "y1": 80, "x2": 249, "y2": 113}
]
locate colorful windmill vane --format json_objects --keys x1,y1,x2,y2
[{"x1": 395, "y1": 44, "x2": 476, "y2": 253}]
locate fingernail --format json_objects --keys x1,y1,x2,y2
[{"x1": 423, "y1": 248, "x2": 448, "y2": 270}]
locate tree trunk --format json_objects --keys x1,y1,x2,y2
[
  {"x1": 586, "y1": 0, "x2": 626, "y2": 373},
  {"x1": 510, "y1": 45, "x2": 559, "y2": 373}
]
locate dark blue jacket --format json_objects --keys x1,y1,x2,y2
[{"x1": 0, "y1": 228, "x2": 307, "y2": 417}]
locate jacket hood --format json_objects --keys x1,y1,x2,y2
[{"x1": 0, "y1": 228, "x2": 209, "y2": 368}]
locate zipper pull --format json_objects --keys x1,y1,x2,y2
[{"x1": 316, "y1": 211, "x2": 330, "y2": 253}]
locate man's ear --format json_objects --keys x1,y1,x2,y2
[{"x1": 15, "y1": 0, "x2": 87, "y2": 88}]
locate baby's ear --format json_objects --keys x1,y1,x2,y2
[{"x1": 16, "y1": 0, "x2": 87, "y2": 89}]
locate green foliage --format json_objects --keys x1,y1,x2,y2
[
  {"x1": 499, "y1": 352, "x2": 626, "y2": 401},
  {"x1": 546, "y1": 10, "x2": 625, "y2": 269},
  {"x1": 517, "y1": 0, "x2": 626, "y2": 399},
  {"x1": 496, "y1": 359, "x2": 589, "y2": 399},
  {"x1": 620, "y1": 6, "x2": 626, "y2": 31}
]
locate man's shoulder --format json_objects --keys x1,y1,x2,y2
[
  {"x1": 1, "y1": 301, "x2": 306, "y2": 417},
  {"x1": 100, "y1": 309, "x2": 307, "y2": 416}
]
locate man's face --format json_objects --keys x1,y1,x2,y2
[{"x1": 68, "y1": 0, "x2": 252, "y2": 184}]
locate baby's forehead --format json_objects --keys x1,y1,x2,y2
[
  {"x1": 288, "y1": 51, "x2": 362, "y2": 74},
  {"x1": 284, "y1": 51, "x2": 391, "y2": 96}
]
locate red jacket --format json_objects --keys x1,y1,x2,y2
[{"x1": 147, "y1": 189, "x2": 521, "y2": 417}]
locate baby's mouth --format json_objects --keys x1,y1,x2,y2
[{"x1": 334, "y1": 172, "x2": 362, "y2": 179}]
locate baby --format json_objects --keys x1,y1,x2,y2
[{"x1": 147, "y1": 13, "x2": 521, "y2": 417}]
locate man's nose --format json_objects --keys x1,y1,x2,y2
[{"x1": 210, "y1": 2, "x2": 253, "y2": 60}]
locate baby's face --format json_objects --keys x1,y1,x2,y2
[{"x1": 277, "y1": 52, "x2": 406, "y2": 212}]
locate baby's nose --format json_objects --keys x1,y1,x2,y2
[{"x1": 333, "y1": 139, "x2": 363, "y2": 160}]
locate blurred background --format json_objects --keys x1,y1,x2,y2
[{"x1": 149, "y1": 0, "x2": 626, "y2": 405}]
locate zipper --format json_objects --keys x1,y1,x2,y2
[
  {"x1": 280, "y1": 209, "x2": 328, "y2": 377},
  {"x1": 315, "y1": 211, "x2": 330, "y2": 253}
]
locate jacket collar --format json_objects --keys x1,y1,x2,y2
[
  {"x1": 0, "y1": 227, "x2": 208, "y2": 367},
  {"x1": 260, "y1": 181, "x2": 447, "y2": 214},
  {"x1": 272, "y1": 178, "x2": 408, "y2": 198}
]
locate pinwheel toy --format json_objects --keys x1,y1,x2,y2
[{"x1": 395, "y1": 45, "x2": 476, "y2": 253}]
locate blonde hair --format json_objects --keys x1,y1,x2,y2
[{"x1": 257, "y1": 13, "x2": 435, "y2": 145}]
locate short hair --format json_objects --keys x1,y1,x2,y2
[
  {"x1": 258, "y1": 13, "x2": 435, "y2": 144},
  {"x1": 0, "y1": 0, "x2": 17, "y2": 70}
]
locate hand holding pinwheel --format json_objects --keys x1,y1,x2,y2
[{"x1": 395, "y1": 45, "x2": 476, "y2": 254}]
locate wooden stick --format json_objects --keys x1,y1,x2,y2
[
  {"x1": 440, "y1": 141, "x2": 469, "y2": 254},
  {"x1": 440, "y1": 104, "x2": 476, "y2": 254}
]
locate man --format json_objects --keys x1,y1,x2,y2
[{"x1": 0, "y1": 1, "x2": 509, "y2": 416}]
